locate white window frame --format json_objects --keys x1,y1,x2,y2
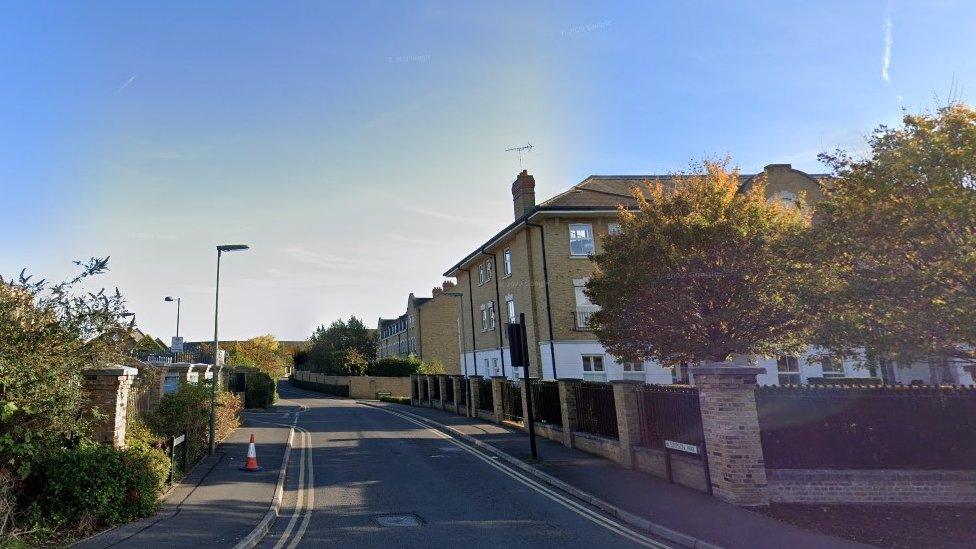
[
  {"x1": 485, "y1": 259, "x2": 493, "y2": 281},
  {"x1": 503, "y1": 248, "x2": 512, "y2": 277},
  {"x1": 582, "y1": 354, "x2": 606, "y2": 381},
  {"x1": 622, "y1": 361, "x2": 645, "y2": 381},
  {"x1": 821, "y1": 357, "x2": 844, "y2": 378},
  {"x1": 492, "y1": 358, "x2": 499, "y2": 375},
  {"x1": 777, "y1": 355, "x2": 801, "y2": 385},
  {"x1": 480, "y1": 304, "x2": 488, "y2": 332},
  {"x1": 506, "y1": 297, "x2": 516, "y2": 324},
  {"x1": 569, "y1": 223, "x2": 595, "y2": 256},
  {"x1": 487, "y1": 301, "x2": 496, "y2": 330},
  {"x1": 478, "y1": 264, "x2": 486, "y2": 285}
]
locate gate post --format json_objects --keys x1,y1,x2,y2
[
  {"x1": 557, "y1": 379, "x2": 581, "y2": 448},
  {"x1": 83, "y1": 365, "x2": 139, "y2": 448},
  {"x1": 490, "y1": 376, "x2": 505, "y2": 424},
  {"x1": 694, "y1": 366, "x2": 769, "y2": 507},
  {"x1": 468, "y1": 375, "x2": 482, "y2": 418},
  {"x1": 611, "y1": 380, "x2": 643, "y2": 468}
]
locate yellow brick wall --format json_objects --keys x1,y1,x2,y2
[{"x1": 417, "y1": 293, "x2": 462, "y2": 374}]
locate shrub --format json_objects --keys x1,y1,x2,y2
[
  {"x1": 368, "y1": 357, "x2": 422, "y2": 377},
  {"x1": 379, "y1": 396, "x2": 411, "y2": 405},
  {"x1": 147, "y1": 384, "x2": 241, "y2": 463},
  {"x1": 245, "y1": 371, "x2": 277, "y2": 409},
  {"x1": 29, "y1": 444, "x2": 169, "y2": 533}
]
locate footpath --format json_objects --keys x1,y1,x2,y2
[
  {"x1": 74, "y1": 408, "x2": 295, "y2": 549},
  {"x1": 365, "y1": 400, "x2": 871, "y2": 549}
]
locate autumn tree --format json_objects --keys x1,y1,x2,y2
[
  {"x1": 227, "y1": 335, "x2": 290, "y2": 378},
  {"x1": 587, "y1": 161, "x2": 812, "y2": 367},
  {"x1": 810, "y1": 104, "x2": 976, "y2": 368},
  {"x1": 306, "y1": 316, "x2": 377, "y2": 373}
]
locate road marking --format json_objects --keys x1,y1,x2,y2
[
  {"x1": 286, "y1": 427, "x2": 315, "y2": 549},
  {"x1": 273, "y1": 428, "x2": 306, "y2": 549},
  {"x1": 374, "y1": 407, "x2": 672, "y2": 548}
]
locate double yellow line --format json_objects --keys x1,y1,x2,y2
[
  {"x1": 376, "y1": 406, "x2": 672, "y2": 548},
  {"x1": 273, "y1": 424, "x2": 315, "y2": 549}
]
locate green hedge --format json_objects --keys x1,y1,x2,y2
[
  {"x1": 368, "y1": 357, "x2": 422, "y2": 377},
  {"x1": 29, "y1": 444, "x2": 169, "y2": 530},
  {"x1": 245, "y1": 372, "x2": 277, "y2": 409},
  {"x1": 379, "y1": 395, "x2": 411, "y2": 405}
]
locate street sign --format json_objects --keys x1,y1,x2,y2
[
  {"x1": 173, "y1": 434, "x2": 186, "y2": 446},
  {"x1": 171, "y1": 336, "x2": 184, "y2": 353},
  {"x1": 664, "y1": 440, "x2": 700, "y2": 455}
]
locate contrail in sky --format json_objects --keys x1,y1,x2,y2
[
  {"x1": 881, "y1": 16, "x2": 893, "y2": 83},
  {"x1": 116, "y1": 76, "x2": 136, "y2": 94}
]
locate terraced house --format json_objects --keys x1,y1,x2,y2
[
  {"x1": 376, "y1": 284, "x2": 462, "y2": 374},
  {"x1": 443, "y1": 164, "x2": 898, "y2": 384}
]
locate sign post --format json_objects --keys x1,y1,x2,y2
[{"x1": 507, "y1": 313, "x2": 538, "y2": 461}]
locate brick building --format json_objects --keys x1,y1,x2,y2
[{"x1": 376, "y1": 283, "x2": 463, "y2": 374}]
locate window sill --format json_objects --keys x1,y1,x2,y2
[{"x1": 568, "y1": 255, "x2": 593, "y2": 260}]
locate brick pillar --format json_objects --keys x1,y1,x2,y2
[
  {"x1": 468, "y1": 375, "x2": 482, "y2": 418},
  {"x1": 520, "y1": 378, "x2": 533, "y2": 431},
  {"x1": 438, "y1": 375, "x2": 448, "y2": 410},
  {"x1": 490, "y1": 376, "x2": 505, "y2": 424},
  {"x1": 695, "y1": 366, "x2": 769, "y2": 507},
  {"x1": 611, "y1": 380, "x2": 643, "y2": 468},
  {"x1": 83, "y1": 366, "x2": 138, "y2": 448},
  {"x1": 557, "y1": 379, "x2": 581, "y2": 448}
]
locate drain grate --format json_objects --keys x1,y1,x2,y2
[{"x1": 374, "y1": 514, "x2": 424, "y2": 527}]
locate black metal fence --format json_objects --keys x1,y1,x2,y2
[
  {"x1": 477, "y1": 378, "x2": 494, "y2": 412},
  {"x1": 531, "y1": 379, "x2": 562, "y2": 426},
  {"x1": 501, "y1": 380, "x2": 523, "y2": 422},
  {"x1": 636, "y1": 384, "x2": 704, "y2": 453},
  {"x1": 444, "y1": 377, "x2": 454, "y2": 402},
  {"x1": 457, "y1": 378, "x2": 467, "y2": 406},
  {"x1": 420, "y1": 377, "x2": 429, "y2": 401},
  {"x1": 411, "y1": 378, "x2": 419, "y2": 400},
  {"x1": 574, "y1": 381, "x2": 618, "y2": 439},
  {"x1": 756, "y1": 385, "x2": 976, "y2": 469},
  {"x1": 430, "y1": 377, "x2": 441, "y2": 400}
]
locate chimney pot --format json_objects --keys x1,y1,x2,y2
[{"x1": 511, "y1": 170, "x2": 536, "y2": 219}]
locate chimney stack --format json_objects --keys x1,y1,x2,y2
[
  {"x1": 432, "y1": 287, "x2": 443, "y2": 297},
  {"x1": 511, "y1": 170, "x2": 536, "y2": 220},
  {"x1": 442, "y1": 280, "x2": 455, "y2": 291}
]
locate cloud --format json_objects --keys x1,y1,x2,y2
[
  {"x1": 116, "y1": 76, "x2": 136, "y2": 94},
  {"x1": 882, "y1": 16, "x2": 893, "y2": 83}
]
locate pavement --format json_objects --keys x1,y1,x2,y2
[
  {"x1": 363, "y1": 398, "x2": 871, "y2": 549},
  {"x1": 74, "y1": 406, "x2": 296, "y2": 548},
  {"x1": 76, "y1": 381, "x2": 870, "y2": 548}
]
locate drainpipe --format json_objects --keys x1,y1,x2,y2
[
  {"x1": 482, "y1": 250, "x2": 506, "y2": 377},
  {"x1": 526, "y1": 220, "x2": 558, "y2": 380},
  {"x1": 460, "y1": 267, "x2": 479, "y2": 376}
]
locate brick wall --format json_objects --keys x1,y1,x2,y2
[
  {"x1": 292, "y1": 371, "x2": 411, "y2": 398},
  {"x1": 83, "y1": 366, "x2": 138, "y2": 448},
  {"x1": 768, "y1": 469, "x2": 976, "y2": 504}
]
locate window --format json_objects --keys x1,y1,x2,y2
[
  {"x1": 503, "y1": 248, "x2": 512, "y2": 276},
  {"x1": 582, "y1": 355, "x2": 606, "y2": 381},
  {"x1": 673, "y1": 362, "x2": 690, "y2": 384},
  {"x1": 569, "y1": 223, "x2": 595, "y2": 256},
  {"x1": 608, "y1": 222, "x2": 621, "y2": 236},
  {"x1": 484, "y1": 358, "x2": 490, "y2": 375},
  {"x1": 487, "y1": 301, "x2": 496, "y2": 330},
  {"x1": 506, "y1": 297, "x2": 516, "y2": 324},
  {"x1": 776, "y1": 355, "x2": 801, "y2": 385},
  {"x1": 478, "y1": 264, "x2": 486, "y2": 284},
  {"x1": 821, "y1": 357, "x2": 844, "y2": 378},
  {"x1": 480, "y1": 304, "x2": 489, "y2": 331},
  {"x1": 622, "y1": 361, "x2": 645, "y2": 381},
  {"x1": 485, "y1": 259, "x2": 493, "y2": 282},
  {"x1": 492, "y1": 358, "x2": 499, "y2": 375}
]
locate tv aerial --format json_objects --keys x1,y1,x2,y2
[{"x1": 505, "y1": 143, "x2": 534, "y2": 169}]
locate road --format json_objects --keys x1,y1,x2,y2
[{"x1": 255, "y1": 382, "x2": 671, "y2": 548}]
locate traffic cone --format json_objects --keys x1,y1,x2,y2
[{"x1": 240, "y1": 434, "x2": 262, "y2": 471}]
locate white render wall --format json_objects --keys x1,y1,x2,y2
[{"x1": 538, "y1": 340, "x2": 673, "y2": 383}]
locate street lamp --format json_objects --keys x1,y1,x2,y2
[
  {"x1": 164, "y1": 296, "x2": 181, "y2": 339},
  {"x1": 210, "y1": 244, "x2": 249, "y2": 455}
]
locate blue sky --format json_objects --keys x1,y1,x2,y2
[{"x1": 2, "y1": 1, "x2": 975, "y2": 342}]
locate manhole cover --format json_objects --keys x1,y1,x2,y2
[{"x1": 374, "y1": 514, "x2": 423, "y2": 527}]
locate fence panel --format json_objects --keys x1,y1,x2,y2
[
  {"x1": 636, "y1": 384, "x2": 703, "y2": 453},
  {"x1": 443, "y1": 377, "x2": 454, "y2": 403},
  {"x1": 530, "y1": 380, "x2": 562, "y2": 426},
  {"x1": 756, "y1": 385, "x2": 976, "y2": 469},
  {"x1": 477, "y1": 379, "x2": 494, "y2": 412},
  {"x1": 420, "y1": 378, "x2": 429, "y2": 401},
  {"x1": 456, "y1": 379, "x2": 467, "y2": 406},
  {"x1": 575, "y1": 381, "x2": 618, "y2": 439},
  {"x1": 430, "y1": 377, "x2": 441, "y2": 400},
  {"x1": 501, "y1": 380, "x2": 523, "y2": 422},
  {"x1": 411, "y1": 378, "x2": 419, "y2": 400}
]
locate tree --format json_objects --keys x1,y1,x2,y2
[
  {"x1": 305, "y1": 316, "x2": 377, "y2": 373},
  {"x1": 227, "y1": 335, "x2": 289, "y2": 378},
  {"x1": 810, "y1": 104, "x2": 976, "y2": 368},
  {"x1": 587, "y1": 160, "x2": 812, "y2": 367},
  {"x1": 0, "y1": 258, "x2": 132, "y2": 476}
]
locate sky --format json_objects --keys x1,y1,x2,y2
[{"x1": 2, "y1": 1, "x2": 975, "y2": 343}]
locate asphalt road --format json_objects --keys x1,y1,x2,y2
[{"x1": 257, "y1": 382, "x2": 671, "y2": 549}]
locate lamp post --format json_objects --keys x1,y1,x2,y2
[
  {"x1": 164, "y1": 296, "x2": 181, "y2": 338},
  {"x1": 210, "y1": 244, "x2": 249, "y2": 455}
]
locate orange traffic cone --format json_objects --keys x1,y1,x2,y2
[{"x1": 240, "y1": 434, "x2": 262, "y2": 471}]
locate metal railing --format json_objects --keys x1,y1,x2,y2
[
  {"x1": 501, "y1": 380, "x2": 523, "y2": 422},
  {"x1": 419, "y1": 378, "x2": 429, "y2": 401},
  {"x1": 636, "y1": 384, "x2": 703, "y2": 452},
  {"x1": 574, "y1": 381, "x2": 618, "y2": 439},
  {"x1": 443, "y1": 377, "x2": 454, "y2": 402},
  {"x1": 574, "y1": 309, "x2": 595, "y2": 330},
  {"x1": 477, "y1": 379, "x2": 494, "y2": 412},
  {"x1": 430, "y1": 377, "x2": 441, "y2": 400},
  {"x1": 456, "y1": 378, "x2": 467, "y2": 406},
  {"x1": 530, "y1": 379, "x2": 562, "y2": 426}
]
